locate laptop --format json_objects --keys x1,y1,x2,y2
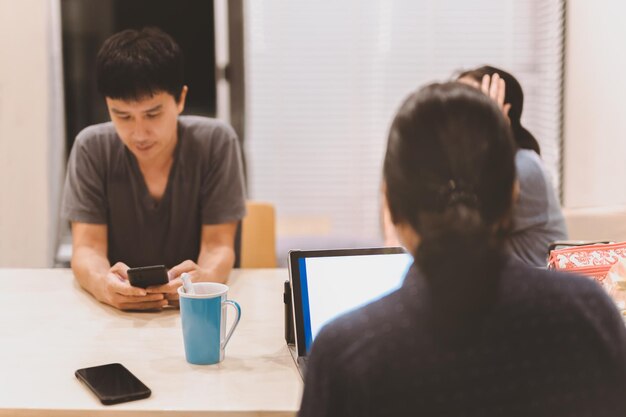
[{"x1": 287, "y1": 247, "x2": 413, "y2": 378}]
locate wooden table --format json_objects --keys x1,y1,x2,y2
[{"x1": 0, "y1": 268, "x2": 302, "y2": 416}]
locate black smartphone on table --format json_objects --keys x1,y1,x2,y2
[
  {"x1": 127, "y1": 265, "x2": 169, "y2": 288},
  {"x1": 75, "y1": 363, "x2": 151, "y2": 405}
]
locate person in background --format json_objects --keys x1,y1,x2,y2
[
  {"x1": 300, "y1": 82, "x2": 626, "y2": 417},
  {"x1": 383, "y1": 66, "x2": 568, "y2": 267},
  {"x1": 61, "y1": 28, "x2": 246, "y2": 310},
  {"x1": 457, "y1": 65, "x2": 568, "y2": 266}
]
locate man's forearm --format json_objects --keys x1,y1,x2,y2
[
  {"x1": 197, "y1": 245, "x2": 235, "y2": 283},
  {"x1": 71, "y1": 246, "x2": 111, "y2": 298}
]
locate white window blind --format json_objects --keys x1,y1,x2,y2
[{"x1": 244, "y1": 0, "x2": 565, "y2": 249}]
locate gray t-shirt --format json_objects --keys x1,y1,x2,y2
[
  {"x1": 61, "y1": 116, "x2": 246, "y2": 268},
  {"x1": 507, "y1": 149, "x2": 568, "y2": 267}
]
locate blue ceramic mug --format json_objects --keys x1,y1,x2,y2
[{"x1": 178, "y1": 282, "x2": 241, "y2": 365}]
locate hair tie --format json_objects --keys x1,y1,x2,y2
[{"x1": 443, "y1": 180, "x2": 478, "y2": 209}]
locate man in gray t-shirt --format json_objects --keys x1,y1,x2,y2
[{"x1": 61, "y1": 28, "x2": 246, "y2": 311}]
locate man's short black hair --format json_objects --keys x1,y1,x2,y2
[{"x1": 96, "y1": 27, "x2": 184, "y2": 101}]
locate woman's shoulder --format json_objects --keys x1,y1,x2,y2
[
  {"x1": 505, "y1": 260, "x2": 598, "y2": 292},
  {"x1": 515, "y1": 149, "x2": 548, "y2": 185},
  {"x1": 501, "y1": 260, "x2": 619, "y2": 321}
]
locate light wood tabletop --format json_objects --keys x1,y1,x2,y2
[{"x1": 0, "y1": 268, "x2": 303, "y2": 416}]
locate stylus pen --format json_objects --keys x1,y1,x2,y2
[{"x1": 181, "y1": 273, "x2": 194, "y2": 294}]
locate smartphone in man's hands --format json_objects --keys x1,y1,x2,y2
[{"x1": 127, "y1": 265, "x2": 169, "y2": 288}]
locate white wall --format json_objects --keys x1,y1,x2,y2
[
  {"x1": 0, "y1": 0, "x2": 58, "y2": 267},
  {"x1": 245, "y1": 0, "x2": 564, "y2": 251},
  {"x1": 564, "y1": 1, "x2": 626, "y2": 208}
]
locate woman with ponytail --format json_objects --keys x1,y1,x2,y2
[
  {"x1": 299, "y1": 83, "x2": 626, "y2": 417},
  {"x1": 457, "y1": 66, "x2": 568, "y2": 267}
]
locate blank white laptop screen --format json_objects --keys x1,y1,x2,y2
[{"x1": 292, "y1": 250, "x2": 413, "y2": 353}]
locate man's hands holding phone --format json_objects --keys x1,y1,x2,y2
[
  {"x1": 101, "y1": 263, "x2": 169, "y2": 311},
  {"x1": 100, "y1": 259, "x2": 224, "y2": 311}
]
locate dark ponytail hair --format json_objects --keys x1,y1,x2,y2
[
  {"x1": 384, "y1": 83, "x2": 516, "y2": 331},
  {"x1": 457, "y1": 65, "x2": 541, "y2": 155}
]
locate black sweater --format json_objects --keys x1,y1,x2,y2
[{"x1": 299, "y1": 259, "x2": 626, "y2": 417}]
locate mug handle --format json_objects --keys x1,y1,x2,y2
[{"x1": 221, "y1": 300, "x2": 241, "y2": 349}]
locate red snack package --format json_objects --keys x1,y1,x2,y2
[{"x1": 547, "y1": 241, "x2": 626, "y2": 283}]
